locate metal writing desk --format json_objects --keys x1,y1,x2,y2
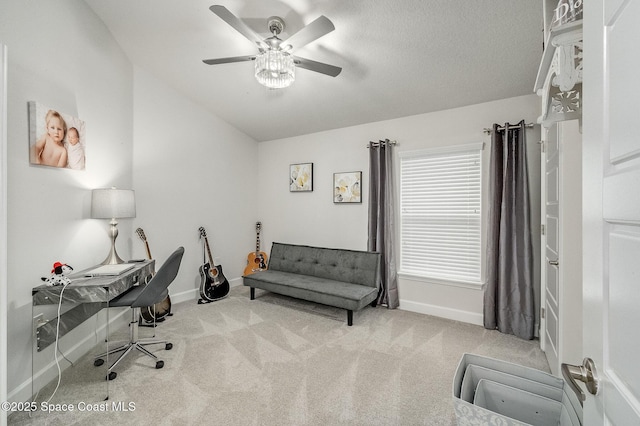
[
  {"x1": 30, "y1": 260, "x2": 155, "y2": 404},
  {"x1": 32, "y1": 260, "x2": 155, "y2": 351}
]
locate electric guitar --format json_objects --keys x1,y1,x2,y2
[
  {"x1": 198, "y1": 227, "x2": 230, "y2": 302},
  {"x1": 243, "y1": 221, "x2": 268, "y2": 276},
  {"x1": 136, "y1": 228, "x2": 172, "y2": 322}
]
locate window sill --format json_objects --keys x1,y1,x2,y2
[{"x1": 398, "y1": 272, "x2": 485, "y2": 290}]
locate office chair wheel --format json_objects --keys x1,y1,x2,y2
[
  {"x1": 107, "y1": 372, "x2": 117, "y2": 381},
  {"x1": 94, "y1": 358, "x2": 105, "y2": 367},
  {"x1": 166, "y1": 343, "x2": 173, "y2": 350},
  {"x1": 156, "y1": 360, "x2": 164, "y2": 369}
]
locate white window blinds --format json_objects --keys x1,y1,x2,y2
[{"x1": 400, "y1": 143, "x2": 482, "y2": 284}]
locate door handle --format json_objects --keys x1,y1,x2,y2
[
  {"x1": 561, "y1": 357, "x2": 599, "y2": 406},
  {"x1": 548, "y1": 259, "x2": 559, "y2": 266}
]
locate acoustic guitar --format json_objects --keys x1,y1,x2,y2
[
  {"x1": 244, "y1": 221, "x2": 268, "y2": 275},
  {"x1": 198, "y1": 226, "x2": 230, "y2": 303},
  {"x1": 136, "y1": 228, "x2": 172, "y2": 322}
]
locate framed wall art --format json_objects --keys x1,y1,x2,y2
[
  {"x1": 334, "y1": 171, "x2": 362, "y2": 203},
  {"x1": 290, "y1": 163, "x2": 313, "y2": 192},
  {"x1": 28, "y1": 101, "x2": 86, "y2": 170}
]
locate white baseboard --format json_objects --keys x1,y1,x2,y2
[
  {"x1": 168, "y1": 288, "x2": 198, "y2": 305},
  {"x1": 169, "y1": 277, "x2": 243, "y2": 305},
  {"x1": 177, "y1": 281, "x2": 483, "y2": 327},
  {"x1": 228, "y1": 277, "x2": 242, "y2": 287},
  {"x1": 399, "y1": 299, "x2": 483, "y2": 326}
]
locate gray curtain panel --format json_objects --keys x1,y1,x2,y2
[
  {"x1": 484, "y1": 121, "x2": 535, "y2": 340},
  {"x1": 367, "y1": 140, "x2": 399, "y2": 309}
]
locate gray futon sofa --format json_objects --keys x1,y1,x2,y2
[{"x1": 242, "y1": 242, "x2": 381, "y2": 325}]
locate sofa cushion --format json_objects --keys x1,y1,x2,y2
[
  {"x1": 243, "y1": 270, "x2": 378, "y2": 311},
  {"x1": 267, "y1": 242, "x2": 380, "y2": 288}
]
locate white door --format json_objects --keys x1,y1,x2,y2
[
  {"x1": 581, "y1": 0, "x2": 640, "y2": 423},
  {"x1": 543, "y1": 125, "x2": 561, "y2": 376}
]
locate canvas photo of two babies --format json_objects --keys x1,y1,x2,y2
[{"x1": 28, "y1": 101, "x2": 86, "y2": 170}]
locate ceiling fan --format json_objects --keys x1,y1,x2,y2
[{"x1": 203, "y1": 5, "x2": 341, "y2": 89}]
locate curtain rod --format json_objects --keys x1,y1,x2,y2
[
  {"x1": 366, "y1": 139, "x2": 397, "y2": 148},
  {"x1": 483, "y1": 123, "x2": 535, "y2": 134}
]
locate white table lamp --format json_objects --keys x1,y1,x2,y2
[{"x1": 91, "y1": 188, "x2": 136, "y2": 264}]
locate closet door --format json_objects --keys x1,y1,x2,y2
[
  {"x1": 542, "y1": 125, "x2": 560, "y2": 376},
  {"x1": 541, "y1": 121, "x2": 582, "y2": 377}
]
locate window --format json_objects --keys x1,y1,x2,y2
[{"x1": 399, "y1": 143, "x2": 482, "y2": 285}]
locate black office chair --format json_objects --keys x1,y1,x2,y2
[{"x1": 94, "y1": 246, "x2": 184, "y2": 379}]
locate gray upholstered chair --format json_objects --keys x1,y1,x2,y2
[{"x1": 94, "y1": 246, "x2": 184, "y2": 379}]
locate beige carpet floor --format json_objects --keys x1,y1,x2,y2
[{"x1": 10, "y1": 285, "x2": 549, "y2": 425}]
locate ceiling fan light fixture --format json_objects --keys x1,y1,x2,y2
[{"x1": 254, "y1": 50, "x2": 295, "y2": 89}]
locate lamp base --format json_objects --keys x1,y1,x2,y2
[
  {"x1": 102, "y1": 219, "x2": 126, "y2": 265},
  {"x1": 101, "y1": 248, "x2": 125, "y2": 265}
]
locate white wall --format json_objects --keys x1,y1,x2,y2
[
  {"x1": 132, "y1": 67, "x2": 259, "y2": 299},
  {"x1": 259, "y1": 94, "x2": 542, "y2": 326},
  {"x1": 1, "y1": 1, "x2": 261, "y2": 402},
  {"x1": 0, "y1": 0, "x2": 135, "y2": 402}
]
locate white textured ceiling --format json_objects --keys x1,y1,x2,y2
[{"x1": 84, "y1": 0, "x2": 543, "y2": 142}]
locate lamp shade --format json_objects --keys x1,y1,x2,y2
[{"x1": 91, "y1": 188, "x2": 136, "y2": 219}]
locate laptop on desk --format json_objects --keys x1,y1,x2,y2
[{"x1": 84, "y1": 263, "x2": 135, "y2": 277}]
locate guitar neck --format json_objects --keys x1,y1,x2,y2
[
  {"x1": 254, "y1": 222, "x2": 263, "y2": 255},
  {"x1": 144, "y1": 241, "x2": 152, "y2": 260},
  {"x1": 204, "y1": 236, "x2": 215, "y2": 266},
  {"x1": 136, "y1": 228, "x2": 153, "y2": 260}
]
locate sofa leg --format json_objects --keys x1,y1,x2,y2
[
  {"x1": 347, "y1": 310, "x2": 353, "y2": 326},
  {"x1": 250, "y1": 287, "x2": 255, "y2": 300},
  {"x1": 370, "y1": 299, "x2": 377, "y2": 308}
]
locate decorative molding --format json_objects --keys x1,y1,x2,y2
[{"x1": 534, "y1": 20, "x2": 583, "y2": 128}]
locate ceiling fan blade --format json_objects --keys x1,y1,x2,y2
[
  {"x1": 209, "y1": 5, "x2": 265, "y2": 49},
  {"x1": 282, "y1": 15, "x2": 335, "y2": 50},
  {"x1": 203, "y1": 55, "x2": 256, "y2": 65},
  {"x1": 293, "y1": 56, "x2": 342, "y2": 77}
]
